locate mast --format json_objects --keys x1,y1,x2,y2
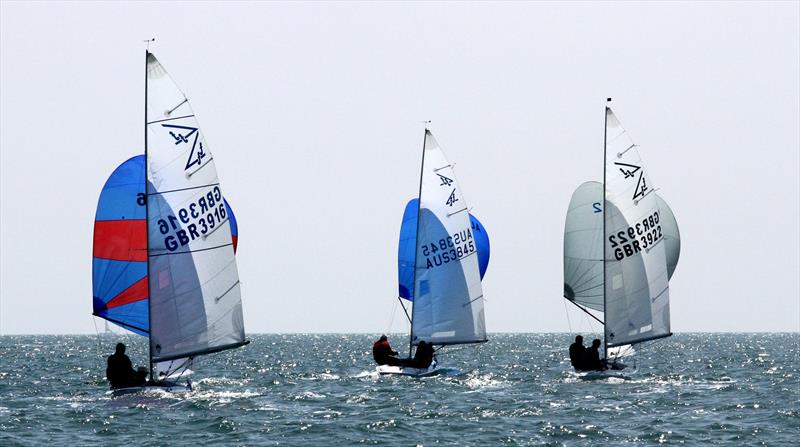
[
  {"x1": 408, "y1": 125, "x2": 428, "y2": 358},
  {"x1": 144, "y1": 49, "x2": 154, "y2": 380},
  {"x1": 602, "y1": 98, "x2": 610, "y2": 359}
]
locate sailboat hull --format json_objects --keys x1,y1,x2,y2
[
  {"x1": 376, "y1": 360, "x2": 441, "y2": 377},
  {"x1": 108, "y1": 381, "x2": 192, "y2": 396}
]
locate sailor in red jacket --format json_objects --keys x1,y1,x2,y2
[{"x1": 372, "y1": 335, "x2": 400, "y2": 366}]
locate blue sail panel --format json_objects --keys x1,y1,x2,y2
[
  {"x1": 398, "y1": 198, "x2": 490, "y2": 300},
  {"x1": 93, "y1": 155, "x2": 149, "y2": 335}
]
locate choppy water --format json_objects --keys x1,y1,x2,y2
[{"x1": 1, "y1": 333, "x2": 798, "y2": 445}]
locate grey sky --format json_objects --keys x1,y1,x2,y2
[{"x1": 1, "y1": 2, "x2": 798, "y2": 334}]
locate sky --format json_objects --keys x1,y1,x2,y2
[{"x1": 1, "y1": 1, "x2": 798, "y2": 335}]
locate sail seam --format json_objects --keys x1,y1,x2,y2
[
  {"x1": 147, "y1": 183, "x2": 220, "y2": 196},
  {"x1": 148, "y1": 242, "x2": 233, "y2": 257}
]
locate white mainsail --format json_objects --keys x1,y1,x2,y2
[
  {"x1": 145, "y1": 52, "x2": 246, "y2": 363},
  {"x1": 603, "y1": 108, "x2": 670, "y2": 347},
  {"x1": 410, "y1": 130, "x2": 486, "y2": 346}
]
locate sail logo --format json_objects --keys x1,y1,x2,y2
[
  {"x1": 614, "y1": 162, "x2": 648, "y2": 201},
  {"x1": 614, "y1": 162, "x2": 641, "y2": 179},
  {"x1": 446, "y1": 189, "x2": 459, "y2": 207},
  {"x1": 161, "y1": 124, "x2": 207, "y2": 171},
  {"x1": 437, "y1": 173, "x2": 454, "y2": 186}
]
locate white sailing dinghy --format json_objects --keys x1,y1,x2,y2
[
  {"x1": 563, "y1": 100, "x2": 680, "y2": 380},
  {"x1": 378, "y1": 129, "x2": 488, "y2": 377},
  {"x1": 92, "y1": 50, "x2": 248, "y2": 395}
]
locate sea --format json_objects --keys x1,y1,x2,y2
[{"x1": 0, "y1": 333, "x2": 797, "y2": 446}]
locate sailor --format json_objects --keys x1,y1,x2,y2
[
  {"x1": 106, "y1": 343, "x2": 147, "y2": 388},
  {"x1": 372, "y1": 335, "x2": 400, "y2": 366},
  {"x1": 568, "y1": 335, "x2": 586, "y2": 370},
  {"x1": 581, "y1": 339, "x2": 608, "y2": 371},
  {"x1": 410, "y1": 340, "x2": 434, "y2": 369}
]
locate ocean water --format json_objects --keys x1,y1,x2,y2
[{"x1": 0, "y1": 333, "x2": 797, "y2": 446}]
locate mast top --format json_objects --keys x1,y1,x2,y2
[{"x1": 144, "y1": 38, "x2": 155, "y2": 51}]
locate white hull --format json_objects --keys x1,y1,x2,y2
[
  {"x1": 108, "y1": 382, "x2": 192, "y2": 396},
  {"x1": 376, "y1": 360, "x2": 440, "y2": 377}
]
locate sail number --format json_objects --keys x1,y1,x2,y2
[
  {"x1": 608, "y1": 211, "x2": 662, "y2": 261},
  {"x1": 420, "y1": 228, "x2": 476, "y2": 269},
  {"x1": 157, "y1": 186, "x2": 227, "y2": 251}
]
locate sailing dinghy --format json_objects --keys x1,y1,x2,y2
[
  {"x1": 563, "y1": 100, "x2": 680, "y2": 379},
  {"x1": 92, "y1": 51, "x2": 248, "y2": 395},
  {"x1": 378, "y1": 129, "x2": 489, "y2": 377}
]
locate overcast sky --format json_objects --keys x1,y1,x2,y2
[{"x1": 1, "y1": 2, "x2": 798, "y2": 335}]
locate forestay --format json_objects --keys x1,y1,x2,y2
[
  {"x1": 145, "y1": 52, "x2": 245, "y2": 363},
  {"x1": 409, "y1": 131, "x2": 486, "y2": 346},
  {"x1": 603, "y1": 108, "x2": 670, "y2": 347}
]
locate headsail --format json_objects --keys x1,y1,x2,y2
[
  {"x1": 145, "y1": 52, "x2": 246, "y2": 363},
  {"x1": 603, "y1": 108, "x2": 670, "y2": 347},
  {"x1": 93, "y1": 155, "x2": 149, "y2": 335},
  {"x1": 409, "y1": 130, "x2": 486, "y2": 346},
  {"x1": 398, "y1": 198, "x2": 489, "y2": 300}
]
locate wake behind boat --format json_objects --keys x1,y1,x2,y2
[
  {"x1": 376, "y1": 128, "x2": 490, "y2": 378},
  {"x1": 92, "y1": 49, "x2": 248, "y2": 394}
]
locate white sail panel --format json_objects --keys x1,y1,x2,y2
[
  {"x1": 563, "y1": 181, "x2": 605, "y2": 311},
  {"x1": 655, "y1": 194, "x2": 681, "y2": 280},
  {"x1": 145, "y1": 52, "x2": 245, "y2": 362},
  {"x1": 410, "y1": 131, "x2": 486, "y2": 345},
  {"x1": 604, "y1": 108, "x2": 670, "y2": 347}
]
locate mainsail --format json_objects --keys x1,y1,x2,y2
[
  {"x1": 407, "y1": 130, "x2": 486, "y2": 346},
  {"x1": 145, "y1": 52, "x2": 246, "y2": 363},
  {"x1": 562, "y1": 105, "x2": 679, "y2": 353},
  {"x1": 603, "y1": 107, "x2": 670, "y2": 347}
]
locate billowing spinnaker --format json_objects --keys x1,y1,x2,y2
[
  {"x1": 410, "y1": 131, "x2": 486, "y2": 345},
  {"x1": 604, "y1": 108, "x2": 670, "y2": 347},
  {"x1": 563, "y1": 181, "x2": 604, "y2": 311},
  {"x1": 93, "y1": 155, "x2": 149, "y2": 335},
  {"x1": 398, "y1": 199, "x2": 489, "y2": 300},
  {"x1": 145, "y1": 52, "x2": 245, "y2": 362},
  {"x1": 564, "y1": 184, "x2": 680, "y2": 312},
  {"x1": 655, "y1": 195, "x2": 680, "y2": 280}
]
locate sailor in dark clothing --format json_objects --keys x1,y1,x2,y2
[
  {"x1": 581, "y1": 339, "x2": 607, "y2": 371},
  {"x1": 372, "y1": 335, "x2": 400, "y2": 366},
  {"x1": 569, "y1": 335, "x2": 586, "y2": 370},
  {"x1": 397, "y1": 340, "x2": 434, "y2": 369},
  {"x1": 410, "y1": 341, "x2": 434, "y2": 369},
  {"x1": 106, "y1": 343, "x2": 147, "y2": 388}
]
